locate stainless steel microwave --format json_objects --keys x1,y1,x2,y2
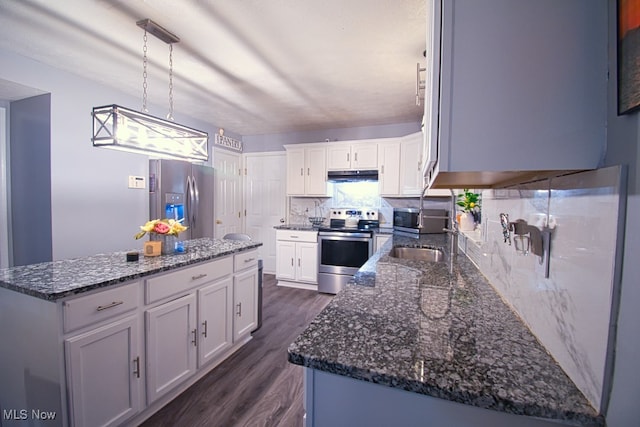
[{"x1": 392, "y1": 208, "x2": 447, "y2": 234}]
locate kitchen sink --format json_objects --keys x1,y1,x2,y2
[{"x1": 388, "y1": 245, "x2": 445, "y2": 262}]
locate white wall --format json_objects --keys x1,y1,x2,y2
[{"x1": 0, "y1": 48, "x2": 224, "y2": 260}]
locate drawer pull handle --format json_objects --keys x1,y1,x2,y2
[
  {"x1": 192, "y1": 329, "x2": 197, "y2": 346},
  {"x1": 133, "y1": 356, "x2": 141, "y2": 378},
  {"x1": 202, "y1": 320, "x2": 208, "y2": 338},
  {"x1": 192, "y1": 273, "x2": 208, "y2": 281},
  {"x1": 96, "y1": 301, "x2": 124, "y2": 311},
  {"x1": 244, "y1": 257, "x2": 255, "y2": 263}
]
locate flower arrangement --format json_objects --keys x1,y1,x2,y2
[
  {"x1": 134, "y1": 219, "x2": 188, "y2": 240},
  {"x1": 456, "y1": 189, "x2": 480, "y2": 213}
]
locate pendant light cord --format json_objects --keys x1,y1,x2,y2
[
  {"x1": 167, "y1": 43, "x2": 174, "y2": 121},
  {"x1": 142, "y1": 30, "x2": 148, "y2": 113}
]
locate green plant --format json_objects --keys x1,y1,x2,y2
[{"x1": 456, "y1": 189, "x2": 480, "y2": 213}]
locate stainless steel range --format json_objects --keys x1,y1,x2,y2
[{"x1": 317, "y1": 208, "x2": 379, "y2": 294}]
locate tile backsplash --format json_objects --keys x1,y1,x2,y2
[
  {"x1": 287, "y1": 181, "x2": 451, "y2": 228},
  {"x1": 475, "y1": 166, "x2": 625, "y2": 411}
]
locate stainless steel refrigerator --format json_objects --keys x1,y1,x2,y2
[{"x1": 149, "y1": 159, "x2": 215, "y2": 240}]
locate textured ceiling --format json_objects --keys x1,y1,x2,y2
[{"x1": 0, "y1": 0, "x2": 426, "y2": 136}]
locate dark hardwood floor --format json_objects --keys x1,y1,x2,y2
[{"x1": 140, "y1": 274, "x2": 333, "y2": 427}]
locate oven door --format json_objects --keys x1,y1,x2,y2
[{"x1": 318, "y1": 232, "x2": 372, "y2": 275}]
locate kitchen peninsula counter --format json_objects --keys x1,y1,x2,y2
[
  {"x1": 288, "y1": 233, "x2": 603, "y2": 426},
  {"x1": 0, "y1": 237, "x2": 262, "y2": 301}
]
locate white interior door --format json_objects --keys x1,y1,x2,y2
[
  {"x1": 244, "y1": 152, "x2": 286, "y2": 274},
  {"x1": 214, "y1": 148, "x2": 242, "y2": 238}
]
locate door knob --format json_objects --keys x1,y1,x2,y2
[
  {"x1": 280, "y1": 218, "x2": 285, "y2": 223},
  {"x1": 216, "y1": 219, "x2": 222, "y2": 224}
]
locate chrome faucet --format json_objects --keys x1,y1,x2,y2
[
  {"x1": 442, "y1": 189, "x2": 458, "y2": 259},
  {"x1": 418, "y1": 186, "x2": 458, "y2": 258}
]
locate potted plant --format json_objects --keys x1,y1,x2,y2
[{"x1": 456, "y1": 189, "x2": 480, "y2": 232}]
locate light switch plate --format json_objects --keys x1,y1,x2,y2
[{"x1": 128, "y1": 175, "x2": 146, "y2": 189}]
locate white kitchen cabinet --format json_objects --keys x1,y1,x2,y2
[
  {"x1": 424, "y1": 0, "x2": 606, "y2": 189},
  {"x1": 276, "y1": 230, "x2": 318, "y2": 289},
  {"x1": 197, "y1": 277, "x2": 233, "y2": 368},
  {"x1": 378, "y1": 141, "x2": 401, "y2": 196},
  {"x1": 399, "y1": 132, "x2": 423, "y2": 196},
  {"x1": 65, "y1": 315, "x2": 142, "y2": 427},
  {"x1": 327, "y1": 142, "x2": 377, "y2": 170},
  {"x1": 233, "y1": 268, "x2": 259, "y2": 341},
  {"x1": 285, "y1": 145, "x2": 328, "y2": 196},
  {"x1": 232, "y1": 250, "x2": 260, "y2": 341},
  {"x1": 145, "y1": 293, "x2": 197, "y2": 404}
]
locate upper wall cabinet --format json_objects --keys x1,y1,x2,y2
[
  {"x1": 285, "y1": 144, "x2": 329, "y2": 197},
  {"x1": 327, "y1": 142, "x2": 378, "y2": 170},
  {"x1": 423, "y1": 0, "x2": 607, "y2": 189}
]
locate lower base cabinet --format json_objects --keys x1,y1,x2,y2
[
  {"x1": 276, "y1": 230, "x2": 318, "y2": 286},
  {"x1": 198, "y1": 278, "x2": 233, "y2": 367},
  {"x1": 145, "y1": 293, "x2": 197, "y2": 404},
  {"x1": 65, "y1": 315, "x2": 142, "y2": 427},
  {"x1": 233, "y1": 268, "x2": 259, "y2": 341}
]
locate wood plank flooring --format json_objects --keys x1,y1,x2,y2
[{"x1": 140, "y1": 274, "x2": 333, "y2": 427}]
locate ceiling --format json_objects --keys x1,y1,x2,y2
[{"x1": 0, "y1": 0, "x2": 427, "y2": 136}]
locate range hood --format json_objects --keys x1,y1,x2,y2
[{"x1": 327, "y1": 170, "x2": 378, "y2": 182}]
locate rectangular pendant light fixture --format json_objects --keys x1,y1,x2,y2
[{"x1": 92, "y1": 105, "x2": 208, "y2": 161}]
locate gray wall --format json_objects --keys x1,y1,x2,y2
[
  {"x1": 10, "y1": 94, "x2": 52, "y2": 265},
  {"x1": 603, "y1": 0, "x2": 640, "y2": 424},
  {"x1": 242, "y1": 121, "x2": 420, "y2": 152},
  {"x1": 0, "y1": 48, "x2": 226, "y2": 260}
]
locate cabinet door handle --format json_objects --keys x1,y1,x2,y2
[
  {"x1": 192, "y1": 329, "x2": 197, "y2": 346},
  {"x1": 96, "y1": 301, "x2": 123, "y2": 311},
  {"x1": 354, "y1": 152, "x2": 358, "y2": 162},
  {"x1": 291, "y1": 257, "x2": 294, "y2": 266},
  {"x1": 236, "y1": 302, "x2": 242, "y2": 317},
  {"x1": 298, "y1": 258, "x2": 301, "y2": 267},
  {"x1": 300, "y1": 167, "x2": 303, "y2": 176},
  {"x1": 307, "y1": 167, "x2": 310, "y2": 176},
  {"x1": 347, "y1": 153, "x2": 350, "y2": 162},
  {"x1": 133, "y1": 356, "x2": 141, "y2": 378},
  {"x1": 192, "y1": 273, "x2": 207, "y2": 281},
  {"x1": 381, "y1": 165, "x2": 384, "y2": 174},
  {"x1": 202, "y1": 320, "x2": 208, "y2": 338}
]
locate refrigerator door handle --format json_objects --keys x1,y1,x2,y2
[
  {"x1": 191, "y1": 174, "x2": 200, "y2": 229},
  {"x1": 186, "y1": 175, "x2": 193, "y2": 227}
]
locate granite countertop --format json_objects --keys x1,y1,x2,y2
[
  {"x1": 288, "y1": 233, "x2": 603, "y2": 426},
  {"x1": 0, "y1": 238, "x2": 262, "y2": 301}
]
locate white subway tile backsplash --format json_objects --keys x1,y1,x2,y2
[{"x1": 476, "y1": 166, "x2": 624, "y2": 411}]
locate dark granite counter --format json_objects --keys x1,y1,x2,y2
[
  {"x1": 0, "y1": 238, "x2": 262, "y2": 301},
  {"x1": 288, "y1": 233, "x2": 602, "y2": 426}
]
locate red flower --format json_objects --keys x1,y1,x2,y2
[{"x1": 153, "y1": 222, "x2": 171, "y2": 234}]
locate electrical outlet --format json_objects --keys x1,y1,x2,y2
[{"x1": 128, "y1": 175, "x2": 146, "y2": 189}]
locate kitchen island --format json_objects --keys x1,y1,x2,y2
[
  {"x1": 288, "y1": 233, "x2": 603, "y2": 427},
  {"x1": 0, "y1": 237, "x2": 262, "y2": 427}
]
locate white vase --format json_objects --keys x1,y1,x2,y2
[{"x1": 458, "y1": 212, "x2": 475, "y2": 232}]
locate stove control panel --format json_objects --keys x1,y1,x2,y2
[{"x1": 329, "y1": 208, "x2": 378, "y2": 220}]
